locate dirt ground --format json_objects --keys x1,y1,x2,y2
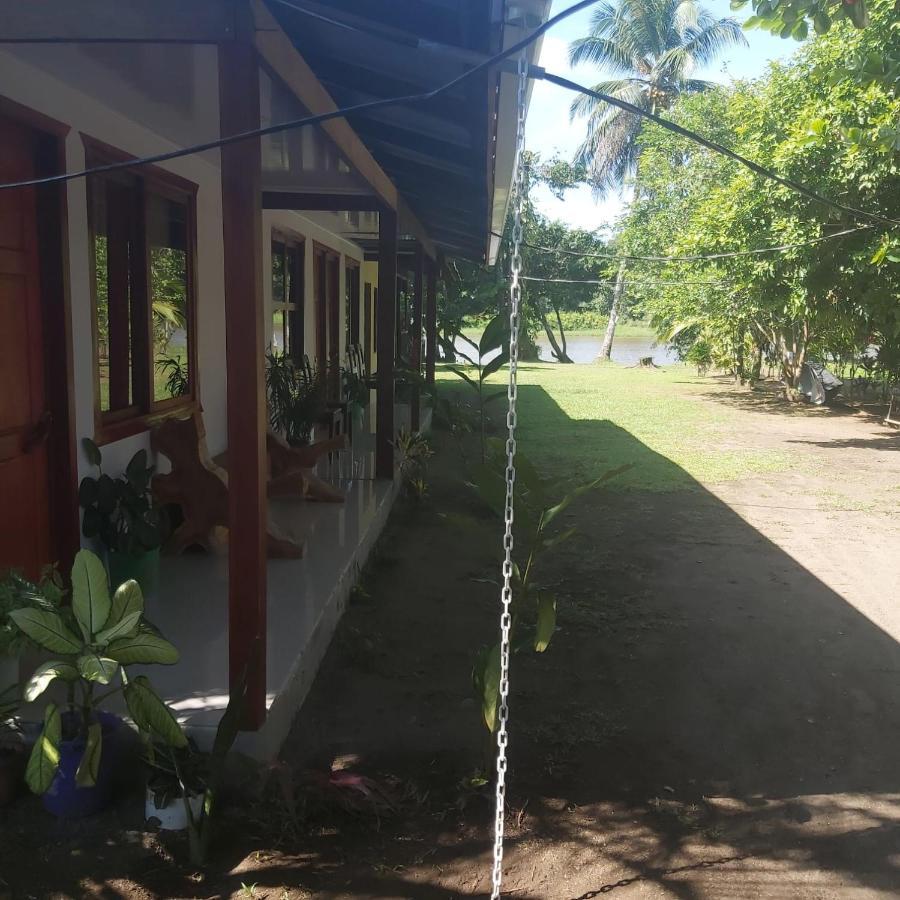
[{"x1": 2, "y1": 376, "x2": 900, "y2": 899}]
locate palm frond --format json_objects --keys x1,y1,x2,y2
[{"x1": 676, "y1": 17, "x2": 746, "y2": 69}]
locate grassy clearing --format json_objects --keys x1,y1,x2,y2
[{"x1": 436, "y1": 362, "x2": 792, "y2": 491}]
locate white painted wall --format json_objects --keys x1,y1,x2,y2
[{"x1": 0, "y1": 45, "x2": 364, "y2": 504}]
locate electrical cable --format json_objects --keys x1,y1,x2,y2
[
  {"x1": 512, "y1": 226, "x2": 873, "y2": 262},
  {"x1": 0, "y1": 0, "x2": 896, "y2": 234},
  {"x1": 521, "y1": 275, "x2": 730, "y2": 287},
  {"x1": 538, "y1": 71, "x2": 900, "y2": 229},
  {"x1": 0, "y1": 0, "x2": 602, "y2": 192}
]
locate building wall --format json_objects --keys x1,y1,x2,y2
[{"x1": 0, "y1": 45, "x2": 364, "y2": 500}]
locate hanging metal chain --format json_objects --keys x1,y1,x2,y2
[{"x1": 490, "y1": 50, "x2": 528, "y2": 900}]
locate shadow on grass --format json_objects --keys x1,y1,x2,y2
[{"x1": 4, "y1": 381, "x2": 900, "y2": 899}]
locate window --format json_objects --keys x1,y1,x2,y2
[
  {"x1": 87, "y1": 142, "x2": 197, "y2": 440},
  {"x1": 271, "y1": 236, "x2": 304, "y2": 361}
]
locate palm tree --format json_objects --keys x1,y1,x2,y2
[{"x1": 569, "y1": 0, "x2": 745, "y2": 360}]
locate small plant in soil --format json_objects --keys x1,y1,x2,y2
[
  {"x1": 393, "y1": 428, "x2": 434, "y2": 500},
  {"x1": 467, "y1": 440, "x2": 631, "y2": 738},
  {"x1": 11, "y1": 549, "x2": 185, "y2": 796}
]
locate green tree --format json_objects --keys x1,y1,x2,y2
[
  {"x1": 569, "y1": 0, "x2": 746, "y2": 359},
  {"x1": 618, "y1": 9, "x2": 899, "y2": 390}
]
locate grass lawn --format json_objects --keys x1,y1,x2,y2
[{"x1": 436, "y1": 362, "x2": 792, "y2": 490}]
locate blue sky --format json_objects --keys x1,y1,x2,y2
[{"x1": 526, "y1": 0, "x2": 802, "y2": 231}]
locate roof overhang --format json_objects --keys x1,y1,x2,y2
[{"x1": 265, "y1": 0, "x2": 549, "y2": 263}]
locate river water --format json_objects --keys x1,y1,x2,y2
[{"x1": 455, "y1": 331, "x2": 679, "y2": 366}]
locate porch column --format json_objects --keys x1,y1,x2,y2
[
  {"x1": 219, "y1": 26, "x2": 267, "y2": 728},
  {"x1": 425, "y1": 258, "x2": 438, "y2": 386},
  {"x1": 376, "y1": 206, "x2": 398, "y2": 478},
  {"x1": 411, "y1": 244, "x2": 424, "y2": 431}
]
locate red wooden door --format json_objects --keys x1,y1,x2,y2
[{"x1": 0, "y1": 117, "x2": 51, "y2": 576}]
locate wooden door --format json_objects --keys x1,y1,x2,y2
[
  {"x1": 0, "y1": 118, "x2": 51, "y2": 576},
  {"x1": 327, "y1": 255, "x2": 340, "y2": 369}
]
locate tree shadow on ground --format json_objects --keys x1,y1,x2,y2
[{"x1": 3, "y1": 383, "x2": 900, "y2": 899}]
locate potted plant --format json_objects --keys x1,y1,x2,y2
[
  {"x1": 144, "y1": 738, "x2": 205, "y2": 830},
  {"x1": 0, "y1": 684, "x2": 25, "y2": 807},
  {"x1": 79, "y1": 439, "x2": 166, "y2": 595},
  {"x1": 265, "y1": 349, "x2": 327, "y2": 446},
  {"x1": 10, "y1": 549, "x2": 186, "y2": 818}
]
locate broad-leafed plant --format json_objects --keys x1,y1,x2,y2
[
  {"x1": 11, "y1": 550, "x2": 186, "y2": 795},
  {"x1": 447, "y1": 313, "x2": 510, "y2": 461},
  {"x1": 79, "y1": 439, "x2": 166, "y2": 556},
  {"x1": 468, "y1": 441, "x2": 630, "y2": 735}
]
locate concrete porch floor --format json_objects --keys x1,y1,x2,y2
[{"x1": 135, "y1": 401, "x2": 428, "y2": 758}]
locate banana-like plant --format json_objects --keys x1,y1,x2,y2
[
  {"x1": 10, "y1": 549, "x2": 186, "y2": 795},
  {"x1": 447, "y1": 313, "x2": 510, "y2": 461},
  {"x1": 469, "y1": 442, "x2": 631, "y2": 734}
]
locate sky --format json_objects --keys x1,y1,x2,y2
[{"x1": 525, "y1": 0, "x2": 801, "y2": 232}]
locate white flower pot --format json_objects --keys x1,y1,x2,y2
[{"x1": 145, "y1": 787, "x2": 203, "y2": 831}]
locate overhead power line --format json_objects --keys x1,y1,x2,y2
[
  {"x1": 0, "y1": 0, "x2": 896, "y2": 235},
  {"x1": 538, "y1": 71, "x2": 900, "y2": 230},
  {"x1": 516, "y1": 226, "x2": 873, "y2": 263},
  {"x1": 0, "y1": 0, "x2": 601, "y2": 192},
  {"x1": 521, "y1": 276, "x2": 729, "y2": 287}
]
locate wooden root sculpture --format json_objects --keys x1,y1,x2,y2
[
  {"x1": 266, "y1": 431, "x2": 347, "y2": 503},
  {"x1": 151, "y1": 412, "x2": 304, "y2": 558}
]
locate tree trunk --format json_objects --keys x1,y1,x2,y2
[
  {"x1": 538, "y1": 304, "x2": 574, "y2": 364},
  {"x1": 437, "y1": 328, "x2": 457, "y2": 363},
  {"x1": 751, "y1": 343, "x2": 764, "y2": 383},
  {"x1": 597, "y1": 259, "x2": 626, "y2": 361},
  {"x1": 553, "y1": 304, "x2": 574, "y2": 364}
]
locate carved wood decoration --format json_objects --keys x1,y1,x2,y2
[
  {"x1": 151, "y1": 412, "x2": 303, "y2": 558},
  {"x1": 266, "y1": 430, "x2": 347, "y2": 503}
]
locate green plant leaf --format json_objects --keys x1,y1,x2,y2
[
  {"x1": 446, "y1": 366, "x2": 478, "y2": 390},
  {"x1": 24, "y1": 659, "x2": 79, "y2": 702},
  {"x1": 8, "y1": 608, "x2": 82, "y2": 655},
  {"x1": 124, "y1": 675, "x2": 187, "y2": 747},
  {"x1": 466, "y1": 463, "x2": 507, "y2": 519},
  {"x1": 479, "y1": 644, "x2": 501, "y2": 733},
  {"x1": 82, "y1": 437, "x2": 102, "y2": 469},
  {"x1": 78, "y1": 477, "x2": 99, "y2": 508},
  {"x1": 534, "y1": 594, "x2": 557, "y2": 653},
  {"x1": 75, "y1": 722, "x2": 102, "y2": 788},
  {"x1": 26, "y1": 703, "x2": 61, "y2": 795},
  {"x1": 543, "y1": 525, "x2": 577, "y2": 549},
  {"x1": 77, "y1": 653, "x2": 119, "y2": 685},
  {"x1": 71, "y1": 549, "x2": 111, "y2": 640},
  {"x1": 541, "y1": 464, "x2": 632, "y2": 529},
  {"x1": 107, "y1": 630, "x2": 179, "y2": 666},
  {"x1": 478, "y1": 313, "x2": 510, "y2": 356},
  {"x1": 95, "y1": 610, "x2": 142, "y2": 646},
  {"x1": 96, "y1": 579, "x2": 144, "y2": 642},
  {"x1": 481, "y1": 349, "x2": 510, "y2": 381}
]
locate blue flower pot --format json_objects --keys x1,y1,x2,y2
[{"x1": 42, "y1": 712, "x2": 123, "y2": 818}]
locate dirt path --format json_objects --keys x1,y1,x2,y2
[
  {"x1": 274, "y1": 379, "x2": 900, "y2": 899},
  {"x1": 2, "y1": 376, "x2": 899, "y2": 899}
]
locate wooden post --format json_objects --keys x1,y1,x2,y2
[
  {"x1": 411, "y1": 244, "x2": 424, "y2": 431},
  {"x1": 218, "y1": 21, "x2": 267, "y2": 729},
  {"x1": 425, "y1": 257, "x2": 437, "y2": 386},
  {"x1": 376, "y1": 206, "x2": 397, "y2": 478}
]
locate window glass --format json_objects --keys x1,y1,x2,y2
[
  {"x1": 91, "y1": 178, "x2": 137, "y2": 413},
  {"x1": 148, "y1": 193, "x2": 191, "y2": 401},
  {"x1": 88, "y1": 155, "x2": 196, "y2": 431}
]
